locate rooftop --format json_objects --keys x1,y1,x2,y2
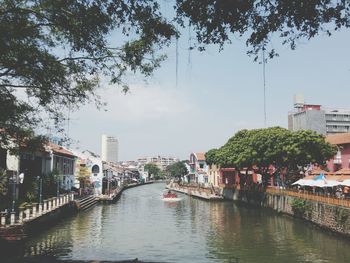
[
  {"x1": 195, "y1": 152, "x2": 206, "y2": 161},
  {"x1": 48, "y1": 143, "x2": 75, "y2": 157},
  {"x1": 326, "y1": 133, "x2": 350, "y2": 145}
]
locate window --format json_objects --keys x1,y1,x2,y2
[{"x1": 92, "y1": 165, "x2": 100, "y2": 174}]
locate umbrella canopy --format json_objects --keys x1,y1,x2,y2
[
  {"x1": 292, "y1": 179, "x2": 306, "y2": 186},
  {"x1": 292, "y1": 179, "x2": 315, "y2": 186},
  {"x1": 313, "y1": 173, "x2": 326, "y2": 181},
  {"x1": 292, "y1": 178, "x2": 340, "y2": 187},
  {"x1": 324, "y1": 180, "x2": 341, "y2": 187},
  {"x1": 339, "y1": 179, "x2": 350, "y2": 187}
]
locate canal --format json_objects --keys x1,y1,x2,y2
[{"x1": 13, "y1": 183, "x2": 350, "y2": 262}]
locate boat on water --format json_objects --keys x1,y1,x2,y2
[{"x1": 162, "y1": 190, "x2": 182, "y2": 201}]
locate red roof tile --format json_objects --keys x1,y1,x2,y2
[
  {"x1": 48, "y1": 143, "x2": 75, "y2": 157},
  {"x1": 326, "y1": 133, "x2": 350, "y2": 145},
  {"x1": 195, "y1": 152, "x2": 206, "y2": 161}
]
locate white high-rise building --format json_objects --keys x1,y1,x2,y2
[{"x1": 101, "y1": 135, "x2": 119, "y2": 164}]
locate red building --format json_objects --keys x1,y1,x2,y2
[
  {"x1": 219, "y1": 168, "x2": 238, "y2": 187},
  {"x1": 326, "y1": 133, "x2": 350, "y2": 172}
]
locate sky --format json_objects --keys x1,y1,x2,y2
[{"x1": 67, "y1": 21, "x2": 350, "y2": 161}]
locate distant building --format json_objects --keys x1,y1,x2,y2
[
  {"x1": 187, "y1": 152, "x2": 208, "y2": 185},
  {"x1": 137, "y1": 155, "x2": 179, "y2": 170},
  {"x1": 101, "y1": 135, "x2": 119, "y2": 164},
  {"x1": 288, "y1": 94, "x2": 350, "y2": 135},
  {"x1": 71, "y1": 149, "x2": 104, "y2": 195}
]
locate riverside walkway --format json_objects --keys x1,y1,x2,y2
[
  {"x1": 98, "y1": 182, "x2": 154, "y2": 203},
  {"x1": 267, "y1": 187, "x2": 350, "y2": 208}
]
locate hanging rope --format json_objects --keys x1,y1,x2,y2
[
  {"x1": 263, "y1": 48, "x2": 266, "y2": 127},
  {"x1": 188, "y1": 22, "x2": 192, "y2": 67},
  {"x1": 176, "y1": 27, "x2": 179, "y2": 88}
]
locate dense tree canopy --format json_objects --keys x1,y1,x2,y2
[
  {"x1": 166, "y1": 161, "x2": 188, "y2": 179},
  {"x1": 0, "y1": 0, "x2": 176, "y2": 150},
  {"x1": 2, "y1": 0, "x2": 350, "y2": 151},
  {"x1": 144, "y1": 163, "x2": 160, "y2": 178},
  {"x1": 176, "y1": 0, "x2": 350, "y2": 59},
  {"x1": 206, "y1": 127, "x2": 337, "y2": 183}
]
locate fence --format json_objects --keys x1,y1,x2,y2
[
  {"x1": 266, "y1": 188, "x2": 350, "y2": 208},
  {"x1": 0, "y1": 193, "x2": 74, "y2": 227}
]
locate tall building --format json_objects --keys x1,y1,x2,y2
[
  {"x1": 288, "y1": 95, "x2": 350, "y2": 135},
  {"x1": 101, "y1": 135, "x2": 119, "y2": 164}
]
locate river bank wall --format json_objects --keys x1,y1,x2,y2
[
  {"x1": 98, "y1": 182, "x2": 154, "y2": 204},
  {"x1": 0, "y1": 201, "x2": 77, "y2": 254},
  {"x1": 223, "y1": 187, "x2": 350, "y2": 238},
  {"x1": 166, "y1": 184, "x2": 223, "y2": 201}
]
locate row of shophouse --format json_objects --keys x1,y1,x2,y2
[
  {"x1": 184, "y1": 132, "x2": 350, "y2": 190},
  {"x1": 181, "y1": 152, "x2": 241, "y2": 190},
  {"x1": 0, "y1": 142, "x2": 142, "y2": 197}
]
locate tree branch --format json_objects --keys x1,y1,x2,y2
[{"x1": 0, "y1": 84, "x2": 39, "y2": 89}]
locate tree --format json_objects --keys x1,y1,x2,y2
[
  {"x1": 3, "y1": 1, "x2": 349, "y2": 152},
  {"x1": 0, "y1": 0, "x2": 176, "y2": 151},
  {"x1": 77, "y1": 165, "x2": 90, "y2": 189},
  {"x1": 0, "y1": 169, "x2": 10, "y2": 210},
  {"x1": 0, "y1": 168, "x2": 8, "y2": 196},
  {"x1": 205, "y1": 149, "x2": 218, "y2": 166},
  {"x1": 207, "y1": 127, "x2": 337, "y2": 187},
  {"x1": 144, "y1": 163, "x2": 160, "y2": 179},
  {"x1": 176, "y1": 1, "x2": 350, "y2": 59},
  {"x1": 166, "y1": 161, "x2": 188, "y2": 179}
]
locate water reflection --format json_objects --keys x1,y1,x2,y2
[
  {"x1": 205, "y1": 202, "x2": 350, "y2": 263},
  {"x1": 16, "y1": 183, "x2": 350, "y2": 263}
]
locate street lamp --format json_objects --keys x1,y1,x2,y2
[{"x1": 11, "y1": 173, "x2": 17, "y2": 212}]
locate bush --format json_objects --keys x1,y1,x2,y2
[{"x1": 291, "y1": 198, "x2": 310, "y2": 217}]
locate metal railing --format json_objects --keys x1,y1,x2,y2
[{"x1": 266, "y1": 188, "x2": 350, "y2": 208}]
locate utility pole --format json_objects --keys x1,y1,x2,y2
[{"x1": 56, "y1": 175, "x2": 60, "y2": 198}]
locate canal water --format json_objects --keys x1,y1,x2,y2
[{"x1": 17, "y1": 183, "x2": 350, "y2": 262}]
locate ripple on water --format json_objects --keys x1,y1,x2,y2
[{"x1": 20, "y1": 183, "x2": 350, "y2": 263}]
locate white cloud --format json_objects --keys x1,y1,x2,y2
[{"x1": 86, "y1": 84, "x2": 194, "y2": 122}]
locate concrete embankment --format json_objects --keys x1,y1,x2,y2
[
  {"x1": 222, "y1": 187, "x2": 350, "y2": 238},
  {"x1": 98, "y1": 182, "x2": 154, "y2": 204},
  {"x1": 263, "y1": 191, "x2": 350, "y2": 238},
  {"x1": 166, "y1": 184, "x2": 223, "y2": 201},
  {"x1": 0, "y1": 193, "x2": 76, "y2": 243}
]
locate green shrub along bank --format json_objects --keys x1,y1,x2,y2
[{"x1": 291, "y1": 198, "x2": 311, "y2": 217}]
